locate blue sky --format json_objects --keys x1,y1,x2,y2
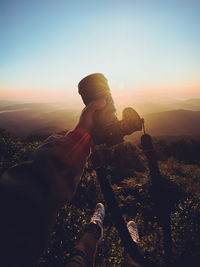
[{"x1": 1, "y1": 0, "x2": 200, "y2": 102}]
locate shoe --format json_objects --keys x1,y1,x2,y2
[
  {"x1": 127, "y1": 221, "x2": 140, "y2": 245},
  {"x1": 90, "y1": 203, "x2": 105, "y2": 242}
]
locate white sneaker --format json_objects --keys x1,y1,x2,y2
[
  {"x1": 90, "y1": 203, "x2": 105, "y2": 242},
  {"x1": 127, "y1": 221, "x2": 140, "y2": 245}
]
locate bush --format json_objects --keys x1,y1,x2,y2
[{"x1": 1, "y1": 128, "x2": 200, "y2": 266}]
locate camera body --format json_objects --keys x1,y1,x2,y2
[{"x1": 78, "y1": 73, "x2": 142, "y2": 146}]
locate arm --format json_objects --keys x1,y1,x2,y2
[{"x1": 0, "y1": 99, "x2": 105, "y2": 266}]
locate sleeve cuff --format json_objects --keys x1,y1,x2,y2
[{"x1": 66, "y1": 127, "x2": 91, "y2": 142}]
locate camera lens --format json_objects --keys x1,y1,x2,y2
[
  {"x1": 78, "y1": 73, "x2": 142, "y2": 145},
  {"x1": 78, "y1": 74, "x2": 119, "y2": 142}
]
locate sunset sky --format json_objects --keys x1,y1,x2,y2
[{"x1": 1, "y1": 0, "x2": 200, "y2": 104}]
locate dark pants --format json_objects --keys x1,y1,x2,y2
[{"x1": 66, "y1": 223, "x2": 142, "y2": 267}]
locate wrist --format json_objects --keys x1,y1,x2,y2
[
  {"x1": 75, "y1": 123, "x2": 90, "y2": 133},
  {"x1": 73, "y1": 125, "x2": 91, "y2": 137}
]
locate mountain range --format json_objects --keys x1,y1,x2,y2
[{"x1": 0, "y1": 99, "x2": 200, "y2": 138}]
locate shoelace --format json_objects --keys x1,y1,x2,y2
[
  {"x1": 93, "y1": 208, "x2": 104, "y2": 221},
  {"x1": 129, "y1": 226, "x2": 139, "y2": 243}
]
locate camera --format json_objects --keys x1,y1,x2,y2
[{"x1": 78, "y1": 73, "x2": 143, "y2": 146}]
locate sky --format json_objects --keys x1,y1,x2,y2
[{"x1": 0, "y1": 0, "x2": 200, "y2": 104}]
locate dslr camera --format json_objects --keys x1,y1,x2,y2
[{"x1": 78, "y1": 73, "x2": 143, "y2": 146}]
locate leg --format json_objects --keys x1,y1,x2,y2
[
  {"x1": 66, "y1": 223, "x2": 100, "y2": 267},
  {"x1": 66, "y1": 203, "x2": 105, "y2": 267},
  {"x1": 121, "y1": 252, "x2": 142, "y2": 267},
  {"x1": 121, "y1": 221, "x2": 143, "y2": 267}
]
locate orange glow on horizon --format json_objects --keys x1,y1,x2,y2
[{"x1": 1, "y1": 84, "x2": 200, "y2": 105}]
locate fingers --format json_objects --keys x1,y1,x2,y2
[
  {"x1": 76, "y1": 98, "x2": 106, "y2": 133},
  {"x1": 85, "y1": 98, "x2": 106, "y2": 114}
]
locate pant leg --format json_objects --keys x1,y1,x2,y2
[
  {"x1": 121, "y1": 252, "x2": 143, "y2": 267},
  {"x1": 65, "y1": 223, "x2": 101, "y2": 267}
]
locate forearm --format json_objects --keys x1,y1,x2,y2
[
  {"x1": 33, "y1": 127, "x2": 91, "y2": 204},
  {"x1": 0, "y1": 127, "x2": 91, "y2": 265},
  {"x1": 2, "y1": 127, "x2": 91, "y2": 204}
]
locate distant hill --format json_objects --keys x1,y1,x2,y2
[
  {"x1": 0, "y1": 102, "x2": 53, "y2": 112},
  {"x1": 0, "y1": 104, "x2": 80, "y2": 137},
  {"x1": 122, "y1": 98, "x2": 200, "y2": 115},
  {"x1": 169, "y1": 99, "x2": 200, "y2": 112},
  {"x1": 143, "y1": 110, "x2": 200, "y2": 136},
  {"x1": 0, "y1": 100, "x2": 200, "y2": 138},
  {"x1": 184, "y1": 98, "x2": 200, "y2": 105},
  {"x1": 0, "y1": 100, "x2": 22, "y2": 107}
]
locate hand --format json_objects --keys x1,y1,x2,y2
[{"x1": 76, "y1": 98, "x2": 106, "y2": 133}]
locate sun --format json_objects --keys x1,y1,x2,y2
[{"x1": 119, "y1": 82, "x2": 124, "y2": 89}]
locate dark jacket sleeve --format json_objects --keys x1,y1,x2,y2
[{"x1": 0, "y1": 127, "x2": 91, "y2": 266}]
